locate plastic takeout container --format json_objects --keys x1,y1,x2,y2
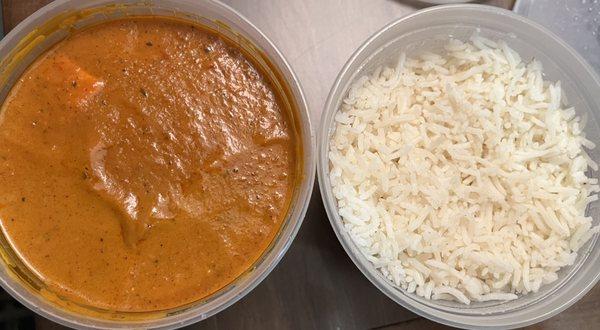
[
  {"x1": 0, "y1": 0, "x2": 315, "y2": 328},
  {"x1": 318, "y1": 4, "x2": 600, "y2": 329}
]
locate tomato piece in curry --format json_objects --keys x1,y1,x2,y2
[{"x1": 0, "y1": 18, "x2": 298, "y2": 312}]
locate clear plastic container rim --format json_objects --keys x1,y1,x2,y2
[
  {"x1": 318, "y1": 4, "x2": 600, "y2": 329},
  {"x1": 0, "y1": 0, "x2": 316, "y2": 329}
]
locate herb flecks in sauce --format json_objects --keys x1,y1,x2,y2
[{"x1": 0, "y1": 18, "x2": 297, "y2": 312}]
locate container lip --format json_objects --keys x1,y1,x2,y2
[
  {"x1": 318, "y1": 3, "x2": 600, "y2": 329},
  {"x1": 0, "y1": 0, "x2": 315, "y2": 329}
]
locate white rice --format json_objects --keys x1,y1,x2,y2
[{"x1": 329, "y1": 35, "x2": 599, "y2": 304}]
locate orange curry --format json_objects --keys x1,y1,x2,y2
[{"x1": 0, "y1": 17, "x2": 298, "y2": 311}]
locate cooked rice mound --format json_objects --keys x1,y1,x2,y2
[{"x1": 329, "y1": 35, "x2": 600, "y2": 304}]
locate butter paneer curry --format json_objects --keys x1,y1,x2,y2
[{"x1": 0, "y1": 18, "x2": 299, "y2": 311}]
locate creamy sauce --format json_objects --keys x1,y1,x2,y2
[{"x1": 0, "y1": 18, "x2": 297, "y2": 311}]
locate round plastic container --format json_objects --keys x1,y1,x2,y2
[
  {"x1": 318, "y1": 4, "x2": 600, "y2": 329},
  {"x1": 0, "y1": 0, "x2": 315, "y2": 328}
]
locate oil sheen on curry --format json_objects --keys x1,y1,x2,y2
[{"x1": 0, "y1": 17, "x2": 298, "y2": 311}]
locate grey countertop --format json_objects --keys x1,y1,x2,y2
[{"x1": 9, "y1": 1, "x2": 600, "y2": 330}]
